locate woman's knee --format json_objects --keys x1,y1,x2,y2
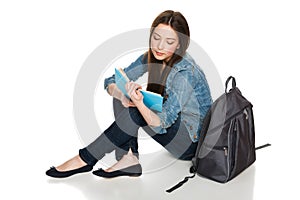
[{"x1": 129, "y1": 107, "x2": 147, "y2": 126}]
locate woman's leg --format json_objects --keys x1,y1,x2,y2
[
  {"x1": 113, "y1": 98, "x2": 147, "y2": 160},
  {"x1": 144, "y1": 117, "x2": 198, "y2": 160},
  {"x1": 129, "y1": 110, "x2": 197, "y2": 161},
  {"x1": 52, "y1": 121, "x2": 139, "y2": 173},
  {"x1": 51, "y1": 99, "x2": 147, "y2": 173},
  {"x1": 82, "y1": 99, "x2": 147, "y2": 162},
  {"x1": 110, "y1": 103, "x2": 197, "y2": 164},
  {"x1": 114, "y1": 138, "x2": 138, "y2": 161},
  {"x1": 83, "y1": 106, "x2": 197, "y2": 178}
]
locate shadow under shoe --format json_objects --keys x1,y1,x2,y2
[{"x1": 92, "y1": 164, "x2": 142, "y2": 178}]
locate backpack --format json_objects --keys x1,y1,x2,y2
[{"x1": 166, "y1": 76, "x2": 270, "y2": 193}]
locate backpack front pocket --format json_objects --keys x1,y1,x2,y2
[{"x1": 197, "y1": 143, "x2": 229, "y2": 183}]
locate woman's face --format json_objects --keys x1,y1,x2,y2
[{"x1": 150, "y1": 24, "x2": 180, "y2": 62}]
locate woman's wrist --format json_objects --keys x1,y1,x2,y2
[
  {"x1": 132, "y1": 98, "x2": 144, "y2": 107},
  {"x1": 134, "y1": 101, "x2": 160, "y2": 127}
]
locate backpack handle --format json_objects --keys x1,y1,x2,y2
[{"x1": 225, "y1": 76, "x2": 236, "y2": 93}]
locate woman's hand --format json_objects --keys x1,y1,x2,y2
[
  {"x1": 126, "y1": 81, "x2": 143, "y2": 104},
  {"x1": 120, "y1": 93, "x2": 136, "y2": 108}
]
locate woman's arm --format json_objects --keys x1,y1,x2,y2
[
  {"x1": 107, "y1": 83, "x2": 136, "y2": 107},
  {"x1": 104, "y1": 54, "x2": 148, "y2": 108},
  {"x1": 125, "y1": 69, "x2": 192, "y2": 128},
  {"x1": 126, "y1": 82, "x2": 161, "y2": 127},
  {"x1": 135, "y1": 100, "x2": 161, "y2": 127},
  {"x1": 104, "y1": 54, "x2": 147, "y2": 94}
]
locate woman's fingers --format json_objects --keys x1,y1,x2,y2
[
  {"x1": 126, "y1": 82, "x2": 142, "y2": 97},
  {"x1": 124, "y1": 82, "x2": 143, "y2": 103},
  {"x1": 120, "y1": 93, "x2": 136, "y2": 108},
  {"x1": 127, "y1": 101, "x2": 136, "y2": 107},
  {"x1": 131, "y1": 89, "x2": 143, "y2": 102}
]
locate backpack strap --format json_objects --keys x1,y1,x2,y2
[
  {"x1": 192, "y1": 109, "x2": 212, "y2": 168},
  {"x1": 166, "y1": 174, "x2": 196, "y2": 193},
  {"x1": 165, "y1": 107, "x2": 213, "y2": 193},
  {"x1": 225, "y1": 76, "x2": 236, "y2": 93},
  {"x1": 166, "y1": 143, "x2": 271, "y2": 193},
  {"x1": 255, "y1": 143, "x2": 271, "y2": 150}
]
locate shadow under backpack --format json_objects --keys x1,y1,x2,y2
[{"x1": 166, "y1": 76, "x2": 270, "y2": 193}]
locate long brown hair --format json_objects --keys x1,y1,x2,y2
[{"x1": 146, "y1": 10, "x2": 190, "y2": 96}]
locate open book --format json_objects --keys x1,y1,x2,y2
[{"x1": 115, "y1": 68, "x2": 163, "y2": 112}]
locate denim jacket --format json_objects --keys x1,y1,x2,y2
[{"x1": 104, "y1": 53, "x2": 212, "y2": 142}]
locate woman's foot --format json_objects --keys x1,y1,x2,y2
[
  {"x1": 46, "y1": 155, "x2": 93, "y2": 178},
  {"x1": 105, "y1": 149, "x2": 139, "y2": 172},
  {"x1": 56, "y1": 155, "x2": 87, "y2": 172},
  {"x1": 92, "y1": 149, "x2": 142, "y2": 178}
]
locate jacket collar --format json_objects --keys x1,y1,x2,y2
[{"x1": 173, "y1": 52, "x2": 196, "y2": 71}]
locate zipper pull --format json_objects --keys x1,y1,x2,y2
[
  {"x1": 234, "y1": 121, "x2": 237, "y2": 131},
  {"x1": 244, "y1": 109, "x2": 249, "y2": 119},
  {"x1": 224, "y1": 147, "x2": 228, "y2": 156}
]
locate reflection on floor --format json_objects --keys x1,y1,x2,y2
[{"x1": 47, "y1": 150, "x2": 255, "y2": 200}]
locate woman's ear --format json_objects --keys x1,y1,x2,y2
[{"x1": 176, "y1": 45, "x2": 180, "y2": 49}]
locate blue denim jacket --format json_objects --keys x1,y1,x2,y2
[{"x1": 104, "y1": 53, "x2": 212, "y2": 142}]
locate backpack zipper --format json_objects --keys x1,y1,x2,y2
[
  {"x1": 202, "y1": 143, "x2": 229, "y2": 156},
  {"x1": 205, "y1": 105, "x2": 249, "y2": 136},
  {"x1": 224, "y1": 147, "x2": 228, "y2": 156}
]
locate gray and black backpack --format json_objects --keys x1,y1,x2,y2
[{"x1": 166, "y1": 76, "x2": 270, "y2": 193}]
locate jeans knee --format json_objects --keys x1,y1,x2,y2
[{"x1": 129, "y1": 107, "x2": 147, "y2": 126}]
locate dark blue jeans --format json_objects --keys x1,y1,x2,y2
[{"x1": 79, "y1": 99, "x2": 197, "y2": 166}]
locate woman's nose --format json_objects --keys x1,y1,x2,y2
[{"x1": 158, "y1": 40, "x2": 164, "y2": 50}]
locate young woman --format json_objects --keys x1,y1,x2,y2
[{"x1": 46, "y1": 10, "x2": 212, "y2": 178}]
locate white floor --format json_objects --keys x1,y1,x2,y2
[
  {"x1": 45, "y1": 152, "x2": 258, "y2": 200},
  {"x1": 41, "y1": 141, "x2": 298, "y2": 200},
  {"x1": 1, "y1": 1, "x2": 300, "y2": 199},
  {"x1": 3, "y1": 131, "x2": 298, "y2": 200},
  {"x1": 4, "y1": 138, "x2": 296, "y2": 200}
]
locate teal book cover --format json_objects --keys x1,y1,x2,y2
[
  {"x1": 140, "y1": 90, "x2": 163, "y2": 112},
  {"x1": 115, "y1": 68, "x2": 163, "y2": 112},
  {"x1": 115, "y1": 68, "x2": 130, "y2": 98}
]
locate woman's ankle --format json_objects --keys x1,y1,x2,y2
[{"x1": 105, "y1": 153, "x2": 139, "y2": 172}]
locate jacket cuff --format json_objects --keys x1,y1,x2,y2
[{"x1": 149, "y1": 124, "x2": 167, "y2": 134}]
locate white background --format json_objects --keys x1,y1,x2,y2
[{"x1": 1, "y1": 0, "x2": 299, "y2": 199}]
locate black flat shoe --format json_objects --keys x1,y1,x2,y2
[
  {"x1": 92, "y1": 164, "x2": 142, "y2": 178},
  {"x1": 46, "y1": 165, "x2": 93, "y2": 178}
]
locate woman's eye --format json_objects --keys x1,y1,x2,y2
[
  {"x1": 153, "y1": 36, "x2": 160, "y2": 40},
  {"x1": 167, "y1": 41, "x2": 174, "y2": 45}
]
